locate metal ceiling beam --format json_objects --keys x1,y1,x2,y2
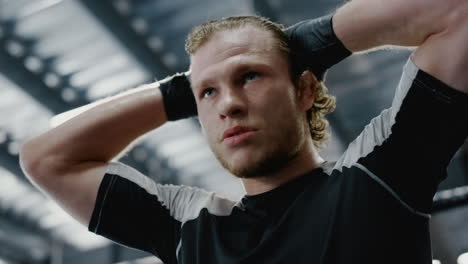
[
  {"x1": 0, "y1": 22, "x2": 88, "y2": 112},
  {"x1": 78, "y1": 0, "x2": 206, "y2": 140},
  {"x1": 79, "y1": 0, "x2": 174, "y2": 77},
  {"x1": 0, "y1": 39, "x2": 87, "y2": 113},
  {"x1": 79, "y1": 0, "x2": 208, "y2": 177},
  {"x1": 0, "y1": 22, "x2": 175, "y2": 182}
]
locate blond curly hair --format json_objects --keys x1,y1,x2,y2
[{"x1": 186, "y1": 16, "x2": 336, "y2": 148}]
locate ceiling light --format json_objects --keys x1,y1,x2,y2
[
  {"x1": 61, "y1": 88, "x2": 77, "y2": 102},
  {"x1": 131, "y1": 18, "x2": 148, "y2": 35},
  {"x1": 24, "y1": 56, "x2": 44, "y2": 73},
  {"x1": 6, "y1": 40, "x2": 25, "y2": 57},
  {"x1": 44, "y1": 72, "x2": 61, "y2": 88},
  {"x1": 7, "y1": 141, "x2": 19, "y2": 155},
  {"x1": 113, "y1": 0, "x2": 131, "y2": 15},
  {"x1": 458, "y1": 252, "x2": 468, "y2": 264},
  {"x1": 147, "y1": 36, "x2": 164, "y2": 52},
  {"x1": 162, "y1": 53, "x2": 178, "y2": 69}
]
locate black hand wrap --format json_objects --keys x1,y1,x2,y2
[
  {"x1": 286, "y1": 14, "x2": 352, "y2": 81},
  {"x1": 158, "y1": 72, "x2": 197, "y2": 121}
]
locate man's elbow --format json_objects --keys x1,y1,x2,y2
[
  {"x1": 19, "y1": 140, "x2": 59, "y2": 185},
  {"x1": 19, "y1": 141, "x2": 40, "y2": 182}
]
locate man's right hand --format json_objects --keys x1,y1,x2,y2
[{"x1": 285, "y1": 14, "x2": 352, "y2": 81}]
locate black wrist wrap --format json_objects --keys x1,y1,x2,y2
[
  {"x1": 286, "y1": 14, "x2": 352, "y2": 80},
  {"x1": 158, "y1": 73, "x2": 197, "y2": 121}
]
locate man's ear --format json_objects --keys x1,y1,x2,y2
[{"x1": 297, "y1": 71, "x2": 318, "y2": 112}]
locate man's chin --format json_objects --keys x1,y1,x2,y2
[
  {"x1": 221, "y1": 151, "x2": 295, "y2": 179},
  {"x1": 213, "y1": 132, "x2": 303, "y2": 178}
]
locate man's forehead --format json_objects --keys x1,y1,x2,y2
[
  {"x1": 213, "y1": 26, "x2": 275, "y2": 51},
  {"x1": 189, "y1": 26, "x2": 279, "y2": 83}
]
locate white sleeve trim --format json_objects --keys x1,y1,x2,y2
[
  {"x1": 333, "y1": 57, "x2": 419, "y2": 173},
  {"x1": 106, "y1": 162, "x2": 237, "y2": 224}
]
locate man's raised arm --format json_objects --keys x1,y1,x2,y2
[
  {"x1": 19, "y1": 73, "x2": 195, "y2": 226},
  {"x1": 326, "y1": 0, "x2": 468, "y2": 215},
  {"x1": 332, "y1": 0, "x2": 468, "y2": 93}
]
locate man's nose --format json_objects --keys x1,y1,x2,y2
[{"x1": 218, "y1": 88, "x2": 247, "y2": 120}]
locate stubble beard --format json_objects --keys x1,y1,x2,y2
[{"x1": 212, "y1": 116, "x2": 307, "y2": 179}]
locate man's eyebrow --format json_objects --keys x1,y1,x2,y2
[
  {"x1": 193, "y1": 59, "x2": 273, "y2": 90},
  {"x1": 233, "y1": 61, "x2": 275, "y2": 77},
  {"x1": 192, "y1": 76, "x2": 215, "y2": 92}
]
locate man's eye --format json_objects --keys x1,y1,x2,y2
[
  {"x1": 243, "y1": 72, "x2": 261, "y2": 83},
  {"x1": 202, "y1": 88, "x2": 215, "y2": 98}
]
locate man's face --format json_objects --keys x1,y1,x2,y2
[{"x1": 190, "y1": 26, "x2": 309, "y2": 178}]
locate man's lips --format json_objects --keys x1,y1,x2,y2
[
  {"x1": 223, "y1": 131, "x2": 257, "y2": 147},
  {"x1": 222, "y1": 126, "x2": 257, "y2": 141}
]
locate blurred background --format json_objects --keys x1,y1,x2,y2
[{"x1": 0, "y1": 0, "x2": 467, "y2": 263}]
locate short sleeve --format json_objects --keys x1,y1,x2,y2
[
  {"x1": 333, "y1": 58, "x2": 468, "y2": 213},
  {"x1": 88, "y1": 162, "x2": 221, "y2": 264}
]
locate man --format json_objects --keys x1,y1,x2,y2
[{"x1": 19, "y1": 0, "x2": 468, "y2": 263}]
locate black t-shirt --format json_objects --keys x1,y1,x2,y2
[{"x1": 89, "y1": 58, "x2": 468, "y2": 264}]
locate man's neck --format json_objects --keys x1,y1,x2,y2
[{"x1": 241, "y1": 143, "x2": 324, "y2": 196}]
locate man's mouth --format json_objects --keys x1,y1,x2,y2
[
  {"x1": 222, "y1": 126, "x2": 257, "y2": 147},
  {"x1": 222, "y1": 126, "x2": 256, "y2": 140}
]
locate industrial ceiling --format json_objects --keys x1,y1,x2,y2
[{"x1": 0, "y1": 0, "x2": 466, "y2": 263}]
